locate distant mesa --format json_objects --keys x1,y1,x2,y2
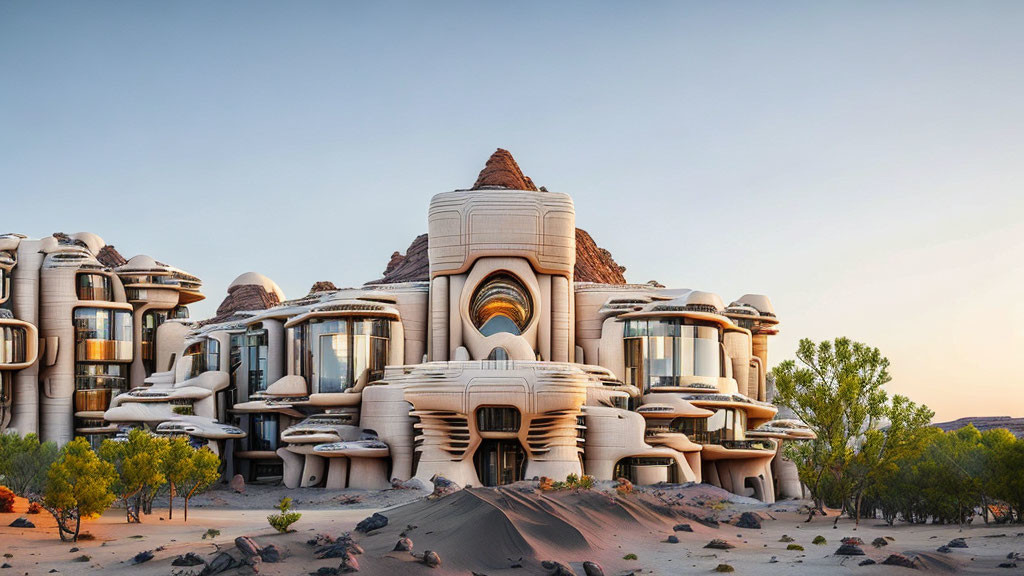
[
  {"x1": 933, "y1": 416, "x2": 1024, "y2": 438},
  {"x1": 471, "y1": 148, "x2": 538, "y2": 191}
]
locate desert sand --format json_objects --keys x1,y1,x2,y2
[{"x1": 1, "y1": 482, "x2": 1022, "y2": 575}]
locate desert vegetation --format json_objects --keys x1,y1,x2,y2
[
  {"x1": 775, "y1": 337, "x2": 1024, "y2": 526},
  {"x1": 0, "y1": 429, "x2": 221, "y2": 540}
]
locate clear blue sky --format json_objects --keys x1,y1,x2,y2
[{"x1": 3, "y1": 1, "x2": 1023, "y2": 421}]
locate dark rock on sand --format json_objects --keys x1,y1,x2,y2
[
  {"x1": 583, "y1": 560, "x2": 605, "y2": 576},
  {"x1": 130, "y1": 550, "x2": 154, "y2": 565},
  {"x1": 393, "y1": 538, "x2": 413, "y2": 552},
  {"x1": 948, "y1": 537, "x2": 968, "y2": 548},
  {"x1": 8, "y1": 517, "x2": 34, "y2": 528},
  {"x1": 235, "y1": 536, "x2": 261, "y2": 557},
  {"x1": 260, "y1": 544, "x2": 282, "y2": 563},
  {"x1": 666, "y1": 535, "x2": 680, "y2": 543},
  {"x1": 422, "y1": 550, "x2": 441, "y2": 568},
  {"x1": 199, "y1": 551, "x2": 244, "y2": 576},
  {"x1": 859, "y1": 559, "x2": 877, "y2": 566},
  {"x1": 541, "y1": 560, "x2": 574, "y2": 575},
  {"x1": 172, "y1": 552, "x2": 205, "y2": 566},
  {"x1": 998, "y1": 562, "x2": 1018, "y2": 568},
  {"x1": 881, "y1": 554, "x2": 917, "y2": 568},
  {"x1": 735, "y1": 512, "x2": 762, "y2": 529},
  {"x1": 229, "y1": 474, "x2": 245, "y2": 493},
  {"x1": 355, "y1": 513, "x2": 388, "y2": 533},
  {"x1": 428, "y1": 475, "x2": 461, "y2": 499},
  {"x1": 340, "y1": 550, "x2": 360, "y2": 572},
  {"x1": 705, "y1": 539, "x2": 734, "y2": 550},
  {"x1": 673, "y1": 523, "x2": 693, "y2": 532},
  {"x1": 937, "y1": 545, "x2": 952, "y2": 553},
  {"x1": 842, "y1": 537, "x2": 864, "y2": 546},
  {"x1": 872, "y1": 537, "x2": 889, "y2": 548},
  {"x1": 835, "y1": 543, "x2": 865, "y2": 556}
]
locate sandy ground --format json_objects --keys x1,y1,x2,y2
[{"x1": 1, "y1": 482, "x2": 1022, "y2": 575}]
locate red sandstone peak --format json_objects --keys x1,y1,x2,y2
[
  {"x1": 97, "y1": 245, "x2": 127, "y2": 268},
  {"x1": 309, "y1": 281, "x2": 338, "y2": 293},
  {"x1": 471, "y1": 149, "x2": 539, "y2": 191}
]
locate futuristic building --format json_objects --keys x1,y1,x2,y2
[{"x1": 1, "y1": 150, "x2": 812, "y2": 502}]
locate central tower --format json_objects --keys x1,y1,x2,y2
[{"x1": 426, "y1": 149, "x2": 577, "y2": 363}]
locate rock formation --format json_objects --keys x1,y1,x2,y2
[{"x1": 471, "y1": 148, "x2": 538, "y2": 191}]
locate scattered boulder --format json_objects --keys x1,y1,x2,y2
[
  {"x1": 582, "y1": 560, "x2": 605, "y2": 576},
  {"x1": 428, "y1": 475, "x2": 461, "y2": 499},
  {"x1": 715, "y1": 565, "x2": 735, "y2": 573},
  {"x1": 355, "y1": 513, "x2": 388, "y2": 533},
  {"x1": 230, "y1": 474, "x2": 245, "y2": 493},
  {"x1": 998, "y1": 562, "x2": 1018, "y2": 569},
  {"x1": 705, "y1": 539, "x2": 734, "y2": 550},
  {"x1": 339, "y1": 550, "x2": 360, "y2": 573},
  {"x1": 769, "y1": 556, "x2": 778, "y2": 563},
  {"x1": 779, "y1": 535, "x2": 794, "y2": 542},
  {"x1": 666, "y1": 535, "x2": 679, "y2": 544},
  {"x1": 200, "y1": 551, "x2": 244, "y2": 576},
  {"x1": 735, "y1": 512, "x2": 762, "y2": 529},
  {"x1": 673, "y1": 523, "x2": 693, "y2": 532},
  {"x1": 317, "y1": 534, "x2": 362, "y2": 559},
  {"x1": 72, "y1": 555, "x2": 90, "y2": 562},
  {"x1": 172, "y1": 552, "x2": 205, "y2": 566},
  {"x1": 842, "y1": 537, "x2": 864, "y2": 546},
  {"x1": 835, "y1": 543, "x2": 865, "y2": 556},
  {"x1": 260, "y1": 544, "x2": 282, "y2": 563},
  {"x1": 948, "y1": 537, "x2": 968, "y2": 548},
  {"x1": 859, "y1": 559, "x2": 877, "y2": 566},
  {"x1": 872, "y1": 537, "x2": 889, "y2": 548},
  {"x1": 422, "y1": 550, "x2": 441, "y2": 568},
  {"x1": 130, "y1": 550, "x2": 154, "y2": 565},
  {"x1": 235, "y1": 536, "x2": 261, "y2": 558},
  {"x1": 312, "y1": 568, "x2": 342, "y2": 576},
  {"x1": 881, "y1": 554, "x2": 917, "y2": 568},
  {"x1": 393, "y1": 538, "x2": 413, "y2": 552},
  {"x1": 68, "y1": 548, "x2": 78, "y2": 553},
  {"x1": 937, "y1": 545, "x2": 952, "y2": 553},
  {"x1": 0, "y1": 563, "x2": 9, "y2": 569},
  {"x1": 8, "y1": 517, "x2": 34, "y2": 528},
  {"x1": 541, "y1": 560, "x2": 574, "y2": 576}
]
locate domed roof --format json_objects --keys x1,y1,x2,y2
[
  {"x1": 736, "y1": 294, "x2": 775, "y2": 317},
  {"x1": 119, "y1": 254, "x2": 161, "y2": 271},
  {"x1": 682, "y1": 290, "x2": 725, "y2": 312},
  {"x1": 70, "y1": 232, "x2": 105, "y2": 256},
  {"x1": 228, "y1": 272, "x2": 285, "y2": 301}
]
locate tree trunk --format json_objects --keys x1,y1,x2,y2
[
  {"x1": 184, "y1": 497, "x2": 189, "y2": 523},
  {"x1": 855, "y1": 493, "x2": 862, "y2": 527},
  {"x1": 168, "y1": 483, "x2": 174, "y2": 520}
]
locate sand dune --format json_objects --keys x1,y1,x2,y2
[{"x1": 1, "y1": 483, "x2": 1022, "y2": 575}]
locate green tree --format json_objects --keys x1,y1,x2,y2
[
  {"x1": 267, "y1": 496, "x2": 301, "y2": 532},
  {"x1": 0, "y1": 432, "x2": 59, "y2": 496},
  {"x1": 845, "y1": 394, "x2": 934, "y2": 525},
  {"x1": 162, "y1": 436, "x2": 195, "y2": 520},
  {"x1": 773, "y1": 337, "x2": 892, "y2": 519},
  {"x1": 99, "y1": 430, "x2": 169, "y2": 523},
  {"x1": 42, "y1": 437, "x2": 117, "y2": 542},
  {"x1": 177, "y1": 447, "x2": 220, "y2": 522}
]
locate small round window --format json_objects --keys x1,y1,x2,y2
[{"x1": 470, "y1": 273, "x2": 533, "y2": 336}]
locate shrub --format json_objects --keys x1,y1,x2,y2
[
  {"x1": 202, "y1": 528, "x2": 221, "y2": 540},
  {"x1": 623, "y1": 553, "x2": 638, "y2": 560},
  {"x1": 0, "y1": 486, "x2": 15, "y2": 513},
  {"x1": 539, "y1": 477, "x2": 555, "y2": 491},
  {"x1": 267, "y1": 497, "x2": 302, "y2": 533},
  {"x1": 812, "y1": 535, "x2": 827, "y2": 545},
  {"x1": 27, "y1": 501, "x2": 42, "y2": 514},
  {"x1": 715, "y1": 565, "x2": 735, "y2": 573},
  {"x1": 787, "y1": 544, "x2": 804, "y2": 551}
]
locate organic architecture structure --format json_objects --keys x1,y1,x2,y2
[{"x1": 0, "y1": 150, "x2": 811, "y2": 502}]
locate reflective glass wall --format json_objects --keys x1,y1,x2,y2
[
  {"x1": 290, "y1": 318, "x2": 389, "y2": 394},
  {"x1": 623, "y1": 318, "x2": 721, "y2": 391}
]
